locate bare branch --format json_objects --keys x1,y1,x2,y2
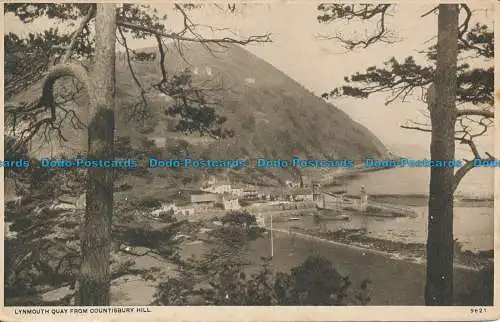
[
  {"x1": 453, "y1": 161, "x2": 474, "y2": 193},
  {"x1": 458, "y1": 4, "x2": 472, "y2": 43},
  {"x1": 117, "y1": 26, "x2": 151, "y2": 121},
  {"x1": 39, "y1": 63, "x2": 94, "y2": 109},
  {"x1": 421, "y1": 6, "x2": 439, "y2": 18},
  {"x1": 117, "y1": 20, "x2": 271, "y2": 45},
  {"x1": 456, "y1": 108, "x2": 494, "y2": 118},
  {"x1": 155, "y1": 35, "x2": 168, "y2": 87},
  {"x1": 458, "y1": 137, "x2": 480, "y2": 159},
  {"x1": 7, "y1": 63, "x2": 93, "y2": 152},
  {"x1": 317, "y1": 4, "x2": 393, "y2": 50},
  {"x1": 401, "y1": 119, "x2": 489, "y2": 161},
  {"x1": 400, "y1": 124, "x2": 432, "y2": 133},
  {"x1": 116, "y1": 31, "x2": 137, "y2": 57},
  {"x1": 453, "y1": 153, "x2": 496, "y2": 193},
  {"x1": 62, "y1": 4, "x2": 96, "y2": 63},
  {"x1": 402, "y1": 115, "x2": 494, "y2": 194},
  {"x1": 403, "y1": 118, "x2": 494, "y2": 193},
  {"x1": 173, "y1": 3, "x2": 232, "y2": 57},
  {"x1": 174, "y1": 4, "x2": 203, "y2": 42}
]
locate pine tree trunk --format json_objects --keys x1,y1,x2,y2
[
  {"x1": 425, "y1": 4, "x2": 459, "y2": 306},
  {"x1": 78, "y1": 4, "x2": 116, "y2": 306}
]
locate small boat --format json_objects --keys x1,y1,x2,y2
[
  {"x1": 316, "y1": 209, "x2": 350, "y2": 220},
  {"x1": 186, "y1": 240, "x2": 203, "y2": 246},
  {"x1": 173, "y1": 234, "x2": 189, "y2": 241},
  {"x1": 289, "y1": 217, "x2": 301, "y2": 221},
  {"x1": 336, "y1": 214, "x2": 350, "y2": 221}
]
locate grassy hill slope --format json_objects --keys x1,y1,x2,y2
[{"x1": 7, "y1": 42, "x2": 390, "y2": 186}]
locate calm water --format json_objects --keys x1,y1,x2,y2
[
  {"x1": 292, "y1": 168, "x2": 495, "y2": 252},
  {"x1": 274, "y1": 205, "x2": 493, "y2": 252},
  {"x1": 343, "y1": 167, "x2": 494, "y2": 199}
]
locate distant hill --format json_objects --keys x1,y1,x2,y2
[{"x1": 6, "y1": 43, "x2": 390, "y2": 186}]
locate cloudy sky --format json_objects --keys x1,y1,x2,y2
[{"x1": 4, "y1": 2, "x2": 494, "y2": 161}]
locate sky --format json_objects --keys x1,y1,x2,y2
[{"x1": 4, "y1": 2, "x2": 495, "y2": 161}]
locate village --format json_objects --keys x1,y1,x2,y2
[
  {"x1": 37, "y1": 170, "x2": 417, "y2": 229},
  {"x1": 144, "y1": 174, "x2": 394, "y2": 224},
  {"x1": 149, "y1": 175, "x2": 319, "y2": 219}
]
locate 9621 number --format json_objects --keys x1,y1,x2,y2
[{"x1": 470, "y1": 307, "x2": 487, "y2": 314}]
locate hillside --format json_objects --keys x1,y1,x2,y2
[{"x1": 6, "y1": 43, "x2": 390, "y2": 186}]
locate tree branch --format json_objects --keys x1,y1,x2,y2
[
  {"x1": 39, "y1": 63, "x2": 94, "y2": 110},
  {"x1": 458, "y1": 137, "x2": 480, "y2": 159},
  {"x1": 453, "y1": 154, "x2": 495, "y2": 193},
  {"x1": 402, "y1": 119, "x2": 495, "y2": 194},
  {"x1": 458, "y1": 5, "x2": 472, "y2": 45},
  {"x1": 173, "y1": 3, "x2": 224, "y2": 56},
  {"x1": 421, "y1": 6, "x2": 439, "y2": 18},
  {"x1": 155, "y1": 35, "x2": 168, "y2": 88},
  {"x1": 317, "y1": 4, "x2": 394, "y2": 49},
  {"x1": 456, "y1": 5, "x2": 493, "y2": 58},
  {"x1": 7, "y1": 63, "x2": 94, "y2": 151},
  {"x1": 117, "y1": 26, "x2": 151, "y2": 120},
  {"x1": 456, "y1": 109, "x2": 494, "y2": 118},
  {"x1": 117, "y1": 20, "x2": 271, "y2": 45},
  {"x1": 400, "y1": 124, "x2": 432, "y2": 132},
  {"x1": 62, "y1": 4, "x2": 96, "y2": 64},
  {"x1": 401, "y1": 119, "x2": 489, "y2": 161}
]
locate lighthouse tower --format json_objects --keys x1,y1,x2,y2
[
  {"x1": 312, "y1": 180, "x2": 321, "y2": 201},
  {"x1": 360, "y1": 185, "x2": 369, "y2": 212}
]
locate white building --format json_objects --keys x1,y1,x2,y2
[
  {"x1": 290, "y1": 188, "x2": 314, "y2": 202},
  {"x1": 205, "y1": 66, "x2": 213, "y2": 76},
  {"x1": 190, "y1": 193, "x2": 218, "y2": 206},
  {"x1": 206, "y1": 184, "x2": 232, "y2": 194},
  {"x1": 285, "y1": 180, "x2": 300, "y2": 189},
  {"x1": 242, "y1": 189, "x2": 259, "y2": 200},
  {"x1": 177, "y1": 205, "x2": 198, "y2": 216},
  {"x1": 207, "y1": 176, "x2": 217, "y2": 186},
  {"x1": 230, "y1": 187, "x2": 245, "y2": 196},
  {"x1": 151, "y1": 203, "x2": 179, "y2": 217},
  {"x1": 221, "y1": 195, "x2": 240, "y2": 210},
  {"x1": 255, "y1": 214, "x2": 265, "y2": 227},
  {"x1": 190, "y1": 193, "x2": 217, "y2": 203}
]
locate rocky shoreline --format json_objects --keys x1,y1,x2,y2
[{"x1": 288, "y1": 226, "x2": 493, "y2": 270}]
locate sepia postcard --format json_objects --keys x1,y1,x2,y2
[{"x1": 1, "y1": 1, "x2": 499, "y2": 321}]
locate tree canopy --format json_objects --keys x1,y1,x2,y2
[
  {"x1": 4, "y1": 3, "x2": 271, "y2": 152},
  {"x1": 316, "y1": 4, "x2": 494, "y2": 191}
]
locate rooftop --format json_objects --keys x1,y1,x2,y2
[
  {"x1": 181, "y1": 189, "x2": 209, "y2": 195},
  {"x1": 261, "y1": 187, "x2": 286, "y2": 195},
  {"x1": 289, "y1": 187, "x2": 314, "y2": 195},
  {"x1": 190, "y1": 193, "x2": 218, "y2": 203},
  {"x1": 222, "y1": 195, "x2": 239, "y2": 201}
]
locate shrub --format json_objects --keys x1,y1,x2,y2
[
  {"x1": 238, "y1": 199, "x2": 252, "y2": 207},
  {"x1": 137, "y1": 197, "x2": 163, "y2": 209},
  {"x1": 154, "y1": 254, "x2": 369, "y2": 306}
]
